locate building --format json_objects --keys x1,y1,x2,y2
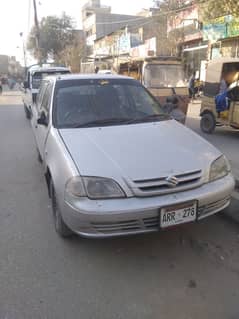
[
  {"x1": 0, "y1": 55, "x2": 9, "y2": 74},
  {"x1": 203, "y1": 15, "x2": 239, "y2": 60},
  {"x1": 0, "y1": 55, "x2": 23, "y2": 77},
  {"x1": 166, "y1": 2, "x2": 208, "y2": 79},
  {"x1": 87, "y1": 6, "x2": 170, "y2": 72},
  {"x1": 82, "y1": 0, "x2": 146, "y2": 57},
  {"x1": 65, "y1": 30, "x2": 85, "y2": 72}
]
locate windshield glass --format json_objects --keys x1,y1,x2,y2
[
  {"x1": 144, "y1": 64, "x2": 187, "y2": 88},
  {"x1": 54, "y1": 79, "x2": 168, "y2": 128},
  {"x1": 32, "y1": 71, "x2": 70, "y2": 89}
]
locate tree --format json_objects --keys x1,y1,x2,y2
[
  {"x1": 27, "y1": 13, "x2": 75, "y2": 62},
  {"x1": 57, "y1": 31, "x2": 86, "y2": 72},
  {"x1": 196, "y1": 0, "x2": 239, "y2": 21},
  {"x1": 154, "y1": 0, "x2": 190, "y2": 56}
]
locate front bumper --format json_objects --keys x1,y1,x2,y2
[{"x1": 62, "y1": 174, "x2": 235, "y2": 238}]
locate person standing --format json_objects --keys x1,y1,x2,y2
[
  {"x1": 188, "y1": 71, "x2": 196, "y2": 100},
  {"x1": 0, "y1": 77, "x2": 2, "y2": 95},
  {"x1": 219, "y1": 75, "x2": 228, "y2": 94}
]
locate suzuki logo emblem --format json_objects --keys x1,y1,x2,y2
[{"x1": 166, "y1": 175, "x2": 179, "y2": 187}]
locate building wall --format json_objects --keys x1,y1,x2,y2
[
  {"x1": 221, "y1": 39, "x2": 239, "y2": 57},
  {"x1": 82, "y1": 0, "x2": 110, "y2": 23},
  {"x1": 0, "y1": 55, "x2": 9, "y2": 74},
  {"x1": 83, "y1": 9, "x2": 147, "y2": 56},
  {"x1": 95, "y1": 13, "x2": 145, "y2": 40}
]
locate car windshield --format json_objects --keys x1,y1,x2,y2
[
  {"x1": 54, "y1": 79, "x2": 169, "y2": 128},
  {"x1": 144, "y1": 64, "x2": 187, "y2": 88},
  {"x1": 32, "y1": 71, "x2": 70, "y2": 89}
]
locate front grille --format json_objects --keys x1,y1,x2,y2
[
  {"x1": 132, "y1": 170, "x2": 202, "y2": 196},
  {"x1": 143, "y1": 216, "x2": 159, "y2": 229},
  {"x1": 198, "y1": 196, "x2": 230, "y2": 217},
  {"x1": 91, "y1": 219, "x2": 141, "y2": 234},
  {"x1": 91, "y1": 216, "x2": 159, "y2": 234}
]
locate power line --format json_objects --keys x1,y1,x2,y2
[
  {"x1": 96, "y1": 16, "x2": 149, "y2": 25},
  {"x1": 94, "y1": 3, "x2": 196, "y2": 26}
]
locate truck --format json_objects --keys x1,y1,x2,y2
[
  {"x1": 118, "y1": 56, "x2": 189, "y2": 115},
  {"x1": 22, "y1": 64, "x2": 71, "y2": 119}
]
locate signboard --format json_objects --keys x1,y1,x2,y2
[
  {"x1": 118, "y1": 34, "x2": 131, "y2": 54},
  {"x1": 228, "y1": 18, "x2": 239, "y2": 37},
  {"x1": 203, "y1": 15, "x2": 239, "y2": 40},
  {"x1": 203, "y1": 23, "x2": 227, "y2": 41},
  {"x1": 130, "y1": 37, "x2": 156, "y2": 58},
  {"x1": 130, "y1": 33, "x2": 143, "y2": 48}
]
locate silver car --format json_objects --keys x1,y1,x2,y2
[{"x1": 31, "y1": 74, "x2": 235, "y2": 238}]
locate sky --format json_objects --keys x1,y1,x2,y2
[{"x1": 0, "y1": 0, "x2": 153, "y2": 66}]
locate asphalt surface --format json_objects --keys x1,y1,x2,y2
[{"x1": 1, "y1": 97, "x2": 239, "y2": 319}]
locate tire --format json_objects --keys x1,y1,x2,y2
[
  {"x1": 50, "y1": 180, "x2": 74, "y2": 238},
  {"x1": 24, "y1": 104, "x2": 31, "y2": 119},
  {"x1": 200, "y1": 112, "x2": 216, "y2": 134}
]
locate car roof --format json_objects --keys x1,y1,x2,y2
[
  {"x1": 31, "y1": 66, "x2": 70, "y2": 75},
  {"x1": 45, "y1": 73, "x2": 134, "y2": 82}
]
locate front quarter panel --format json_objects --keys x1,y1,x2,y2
[{"x1": 44, "y1": 127, "x2": 79, "y2": 209}]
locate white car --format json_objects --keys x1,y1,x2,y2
[
  {"x1": 23, "y1": 65, "x2": 70, "y2": 119},
  {"x1": 31, "y1": 74, "x2": 235, "y2": 238}
]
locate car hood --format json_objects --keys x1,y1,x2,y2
[{"x1": 59, "y1": 120, "x2": 221, "y2": 180}]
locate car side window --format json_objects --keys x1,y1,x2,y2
[
  {"x1": 40, "y1": 83, "x2": 53, "y2": 116},
  {"x1": 36, "y1": 81, "x2": 48, "y2": 111}
]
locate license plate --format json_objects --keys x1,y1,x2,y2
[{"x1": 160, "y1": 201, "x2": 197, "y2": 228}]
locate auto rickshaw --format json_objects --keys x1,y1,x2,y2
[{"x1": 200, "y1": 57, "x2": 239, "y2": 133}]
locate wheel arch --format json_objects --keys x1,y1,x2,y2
[{"x1": 45, "y1": 166, "x2": 52, "y2": 198}]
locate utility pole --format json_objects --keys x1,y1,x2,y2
[
  {"x1": 32, "y1": 0, "x2": 41, "y2": 64},
  {"x1": 28, "y1": 0, "x2": 31, "y2": 32},
  {"x1": 19, "y1": 32, "x2": 27, "y2": 69}
]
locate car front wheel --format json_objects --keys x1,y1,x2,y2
[{"x1": 50, "y1": 180, "x2": 74, "y2": 238}]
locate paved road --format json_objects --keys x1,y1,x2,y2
[{"x1": 1, "y1": 97, "x2": 239, "y2": 319}]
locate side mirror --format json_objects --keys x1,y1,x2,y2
[
  {"x1": 37, "y1": 111, "x2": 48, "y2": 126},
  {"x1": 23, "y1": 80, "x2": 29, "y2": 89}
]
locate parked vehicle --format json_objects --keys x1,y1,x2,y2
[
  {"x1": 118, "y1": 56, "x2": 189, "y2": 116},
  {"x1": 23, "y1": 65, "x2": 70, "y2": 119},
  {"x1": 200, "y1": 57, "x2": 239, "y2": 133},
  {"x1": 98, "y1": 69, "x2": 113, "y2": 74},
  {"x1": 31, "y1": 73, "x2": 234, "y2": 238}
]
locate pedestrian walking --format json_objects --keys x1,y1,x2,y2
[{"x1": 188, "y1": 71, "x2": 196, "y2": 101}]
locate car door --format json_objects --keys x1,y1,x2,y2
[{"x1": 34, "y1": 82, "x2": 53, "y2": 160}]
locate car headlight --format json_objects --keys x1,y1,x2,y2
[
  {"x1": 65, "y1": 176, "x2": 86, "y2": 197},
  {"x1": 209, "y1": 155, "x2": 231, "y2": 182},
  {"x1": 65, "y1": 176, "x2": 126, "y2": 199}
]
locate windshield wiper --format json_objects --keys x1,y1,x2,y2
[
  {"x1": 67, "y1": 114, "x2": 169, "y2": 128},
  {"x1": 72, "y1": 117, "x2": 132, "y2": 128},
  {"x1": 126, "y1": 113, "x2": 170, "y2": 124}
]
